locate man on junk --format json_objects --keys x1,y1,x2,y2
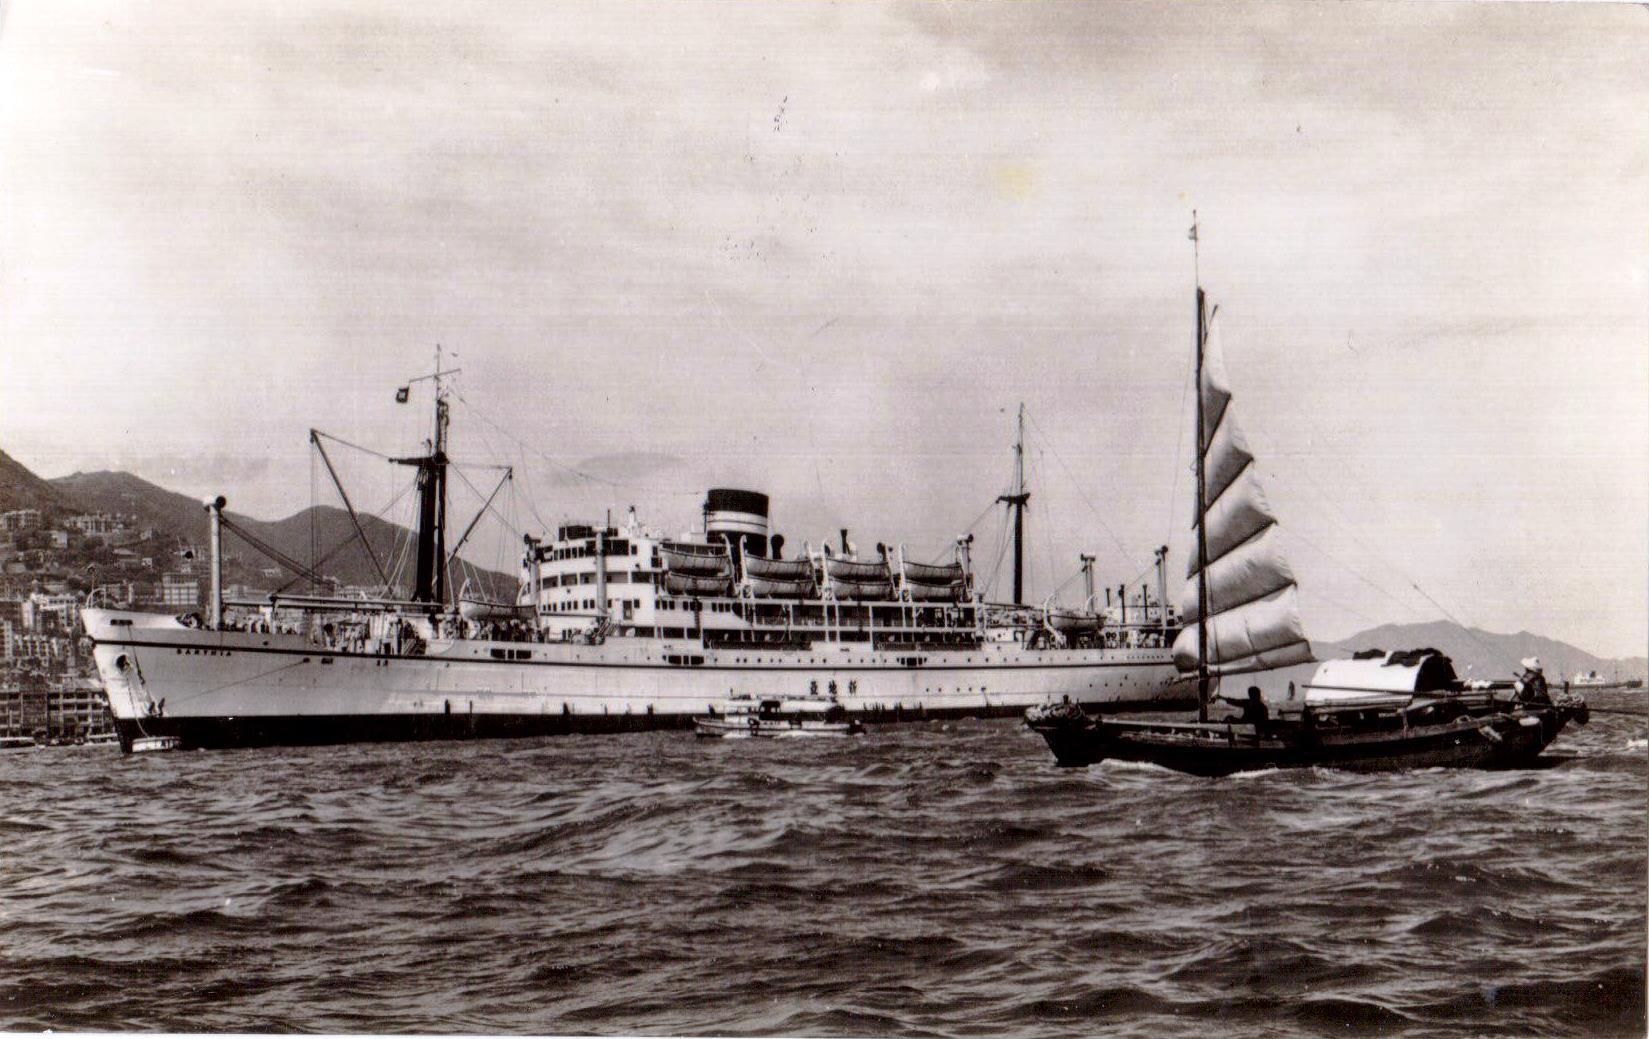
[{"x1": 1513, "y1": 657, "x2": 1552, "y2": 706}]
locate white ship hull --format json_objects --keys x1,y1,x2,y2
[{"x1": 85, "y1": 608, "x2": 1188, "y2": 751}]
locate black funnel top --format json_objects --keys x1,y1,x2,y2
[{"x1": 705, "y1": 488, "x2": 769, "y2": 516}]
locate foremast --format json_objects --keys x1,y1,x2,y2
[{"x1": 392, "y1": 354, "x2": 457, "y2": 607}]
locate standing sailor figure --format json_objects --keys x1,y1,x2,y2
[{"x1": 1239, "y1": 686, "x2": 1271, "y2": 729}]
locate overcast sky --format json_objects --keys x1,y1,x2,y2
[{"x1": 2, "y1": 1, "x2": 1644, "y2": 659}]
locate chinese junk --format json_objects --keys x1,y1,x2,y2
[
  {"x1": 1026, "y1": 272, "x2": 1589, "y2": 775},
  {"x1": 83, "y1": 370, "x2": 1187, "y2": 752}
]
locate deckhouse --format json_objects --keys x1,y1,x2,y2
[{"x1": 524, "y1": 488, "x2": 990, "y2": 648}]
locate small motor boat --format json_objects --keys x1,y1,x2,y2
[
  {"x1": 695, "y1": 696, "x2": 863, "y2": 739},
  {"x1": 129, "y1": 735, "x2": 181, "y2": 754}
]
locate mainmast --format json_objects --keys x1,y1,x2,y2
[
  {"x1": 393, "y1": 351, "x2": 457, "y2": 607},
  {"x1": 997, "y1": 403, "x2": 1031, "y2": 604},
  {"x1": 1154, "y1": 544, "x2": 1169, "y2": 637},
  {"x1": 1192, "y1": 214, "x2": 1211, "y2": 722}
]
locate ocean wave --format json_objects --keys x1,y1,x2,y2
[
  {"x1": 1, "y1": 713, "x2": 1642, "y2": 1036},
  {"x1": 1405, "y1": 904, "x2": 1553, "y2": 941},
  {"x1": 1012, "y1": 983, "x2": 1179, "y2": 1020},
  {"x1": 1096, "y1": 758, "x2": 1180, "y2": 775},
  {"x1": 982, "y1": 860, "x2": 1110, "y2": 893},
  {"x1": 1419, "y1": 965, "x2": 1648, "y2": 1033}
]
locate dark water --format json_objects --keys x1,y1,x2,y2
[{"x1": 3, "y1": 693, "x2": 1644, "y2": 1038}]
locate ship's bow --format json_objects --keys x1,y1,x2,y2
[{"x1": 81, "y1": 607, "x2": 179, "y2": 730}]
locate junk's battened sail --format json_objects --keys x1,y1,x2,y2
[{"x1": 1172, "y1": 313, "x2": 1313, "y2": 676}]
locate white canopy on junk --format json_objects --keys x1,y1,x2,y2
[{"x1": 1171, "y1": 310, "x2": 1315, "y2": 677}]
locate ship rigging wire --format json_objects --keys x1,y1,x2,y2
[
  {"x1": 1283, "y1": 461, "x2": 1519, "y2": 668},
  {"x1": 1166, "y1": 323, "x2": 1196, "y2": 547},
  {"x1": 1022, "y1": 408, "x2": 1136, "y2": 572},
  {"x1": 293, "y1": 417, "x2": 524, "y2": 604},
  {"x1": 310, "y1": 429, "x2": 395, "y2": 462},
  {"x1": 460, "y1": 398, "x2": 557, "y2": 538},
  {"x1": 1185, "y1": 318, "x2": 1519, "y2": 671},
  {"x1": 1261, "y1": 463, "x2": 1508, "y2": 665},
  {"x1": 454, "y1": 393, "x2": 700, "y2": 499},
  {"x1": 443, "y1": 463, "x2": 521, "y2": 602},
  {"x1": 282, "y1": 469, "x2": 419, "y2": 598},
  {"x1": 219, "y1": 515, "x2": 331, "y2": 589}
]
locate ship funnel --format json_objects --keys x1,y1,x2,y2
[{"x1": 705, "y1": 488, "x2": 770, "y2": 563}]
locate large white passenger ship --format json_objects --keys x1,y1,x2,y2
[{"x1": 83, "y1": 370, "x2": 1188, "y2": 752}]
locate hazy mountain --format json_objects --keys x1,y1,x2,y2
[
  {"x1": 0, "y1": 448, "x2": 79, "y2": 518},
  {"x1": 1313, "y1": 620, "x2": 1645, "y2": 684},
  {"x1": 50, "y1": 468, "x2": 517, "y2": 600}
]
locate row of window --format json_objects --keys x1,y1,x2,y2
[
  {"x1": 545, "y1": 571, "x2": 657, "y2": 588},
  {"x1": 560, "y1": 597, "x2": 645, "y2": 612},
  {"x1": 657, "y1": 599, "x2": 739, "y2": 613},
  {"x1": 546, "y1": 541, "x2": 639, "y2": 561},
  {"x1": 652, "y1": 596, "x2": 975, "y2": 617}
]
